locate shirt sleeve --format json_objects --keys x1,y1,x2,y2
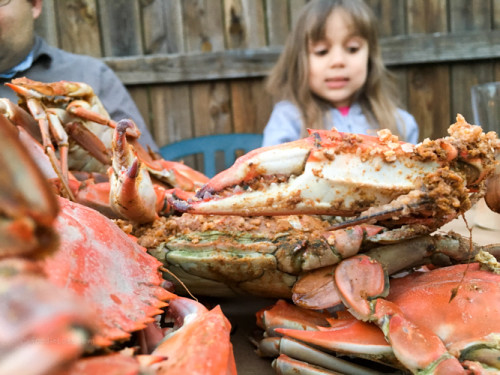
[
  {"x1": 396, "y1": 109, "x2": 419, "y2": 144},
  {"x1": 262, "y1": 101, "x2": 303, "y2": 147},
  {"x1": 97, "y1": 63, "x2": 159, "y2": 152}
]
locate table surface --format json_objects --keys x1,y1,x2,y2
[{"x1": 215, "y1": 202, "x2": 500, "y2": 375}]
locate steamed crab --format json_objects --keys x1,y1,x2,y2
[
  {"x1": 0, "y1": 105, "x2": 236, "y2": 375},
  {"x1": 128, "y1": 116, "x2": 499, "y2": 298},
  {"x1": 2, "y1": 78, "x2": 208, "y2": 200},
  {"x1": 128, "y1": 116, "x2": 500, "y2": 374}
]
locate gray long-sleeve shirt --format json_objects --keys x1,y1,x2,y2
[
  {"x1": 262, "y1": 101, "x2": 419, "y2": 147},
  {"x1": 0, "y1": 36, "x2": 158, "y2": 151}
]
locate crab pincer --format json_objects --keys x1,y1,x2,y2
[{"x1": 108, "y1": 119, "x2": 157, "y2": 224}]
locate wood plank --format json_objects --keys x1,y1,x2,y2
[
  {"x1": 181, "y1": 0, "x2": 229, "y2": 170},
  {"x1": 105, "y1": 48, "x2": 279, "y2": 84},
  {"x1": 407, "y1": 0, "x2": 449, "y2": 141},
  {"x1": 127, "y1": 86, "x2": 152, "y2": 137},
  {"x1": 182, "y1": 0, "x2": 225, "y2": 52},
  {"x1": 224, "y1": 0, "x2": 266, "y2": 49},
  {"x1": 367, "y1": 0, "x2": 408, "y2": 117},
  {"x1": 140, "y1": 0, "x2": 184, "y2": 54},
  {"x1": 104, "y1": 31, "x2": 500, "y2": 85},
  {"x1": 495, "y1": 0, "x2": 500, "y2": 29},
  {"x1": 450, "y1": 63, "x2": 494, "y2": 124},
  {"x1": 449, "y1": 0, "x2": 493, "y2": 124},
  {"x1": 408, "y1": 65, "x2": 450, "y2": 140},
  {"x1": 150, "y1": 84, "x2": 193, "y2": 146},
  {"x1": 289, "y1": 0, "x2": 307, "y2": 28},
  {"x1": 449, "y1": 0, "x2": 491, "y2": 31},
  {"x1": 34, "y1": 0, "x2": 58, "y2": 47},
  {"x1": 97, "y1": 0, "x2": 143, "y2": 57},
  {"x1": 191, "y1": 82, "x2": 232, "y2": 136},
  {"x1": 230, "y1": 78, "x2": 272, "y2": 134},
  {"x1": 150, "y1": 84, "x2": 197, "y2": 168},
  {"x1": 391, "y1": 68, "x2": 409, "y2": 111},
  {"x1": 379, "y1": 31, "x2": 500, "y2": 65},
  {"x1": 266, "y1": 1, "x2": 290, "y2": 46},
  {"x1": 365, "y1": 0, "x2": 406, "y2": 37},
  {"x1": 407, "y1": 0, "x2": 447, "y2": 34},
  {"x1": 54, "y1": 0, "x2": 102, "y2": 57}
]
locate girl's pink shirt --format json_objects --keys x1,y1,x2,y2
[{"x1": 338, "y1": 106, "x2": 350, "y2": 116}]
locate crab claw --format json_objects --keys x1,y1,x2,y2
[
  {"x1": 335, "y1": 255, "x2": 464, "y2": 374},
  {"x1": 175, "y1": 129, "x2": 433, "y2": 217},
  {"x1": 149, "y1": 296, "x2": 237, "y2": 375},
  {"x1": 109, "y1": 119, "x2": 157, "y2": 224},
  {"x1": 175, "y1": 118, "x2": 498, "y2": 231}
]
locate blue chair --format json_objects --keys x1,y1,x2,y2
[{"x1": 159, "y1": 133, "x2": 263, "y2": 177}]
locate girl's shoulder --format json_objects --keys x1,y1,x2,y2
[
  {"x1": 395, "y1": 107, "x2": 417, "y2": 121},
  {"x1": 395, "y1": 107, "x2": 419, "y2": 144},
  {"x1": 273, "y1": 100, "x2": 301, "y2": 113}
]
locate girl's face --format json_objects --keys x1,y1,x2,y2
[{"x1": 307, "y1": 9, "x2": 369, "y2": 108}]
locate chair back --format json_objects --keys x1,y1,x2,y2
[{"x1": 159, "y1": 133, "x2": 263, "y2": 177}]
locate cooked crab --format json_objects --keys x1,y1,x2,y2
[{"x1": 3, "y1": 78, "x2": 208, "y2": 197}]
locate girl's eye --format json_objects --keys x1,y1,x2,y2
[
  {"x1": 314, "y1": 48, "x2": 329, "y2": 56},
  {"x1": 346, "y1": 45, "x2": 360, "y2": 53}
]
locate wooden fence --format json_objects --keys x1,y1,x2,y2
[{"x1": 34, "y1": 0, "x2": 500, "y2": 151}]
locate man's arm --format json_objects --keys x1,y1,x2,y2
[{"x1": 97, "y1": 63, "x2": 159, "y2": 152}]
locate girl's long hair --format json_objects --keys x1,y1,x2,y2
[{"x1": 266, "y1": 0, "x2": 403, "y2": 138}]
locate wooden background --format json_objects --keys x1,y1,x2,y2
[{"x1": 34, "y1": 0, "x2": 500, "y2": 151}]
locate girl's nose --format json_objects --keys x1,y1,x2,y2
[{"x1": 328, "y1": 48, "x2": 345, "y2": 67}]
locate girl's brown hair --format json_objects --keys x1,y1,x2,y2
[{"x1": 265, "y1": 0, "x2": 403, "y2": 138}]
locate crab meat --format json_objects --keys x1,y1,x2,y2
[{"x1": 176, "y1": 116, "x2": 498, "y2": 231}]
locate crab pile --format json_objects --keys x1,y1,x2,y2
[
  {"x1": 0, "y1": 80, "x2": 236, "y2": 375},
  {"x1": 3, "y1": 78, "x2": 500, "y2": 374}
]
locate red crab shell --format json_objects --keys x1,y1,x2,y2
[{"x1": 39, "y1": 197, "x2": 170, "y2": 347}]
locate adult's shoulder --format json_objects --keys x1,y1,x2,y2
[{"x1": 35, "y1": 37, "x2": 104, "y2": 68}]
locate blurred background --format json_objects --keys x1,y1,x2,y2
[{"x1": 34, "y1": 0, "x2": 500, "y2": 152}]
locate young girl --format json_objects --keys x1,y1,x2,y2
[{"x1": 262, "y1": 0, "x2": 419, "y2": 146}]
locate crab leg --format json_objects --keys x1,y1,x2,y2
[
  {"x1": 0, "y1": 115, "x2": 59, "y2": 257},
  {"x1": 66, "y1": 100, "x2": 141, "y2": 138},
  {"x1": 0, "y1": 98, "x2": 41, "y2": 141},
  {"x1": 109, "y1": 119, "x2": 157, "y2": 224},
  {"x1": 293, "y1": 232, "x2": 500, "y2": 310},
  {"x1": 334, "y1": 255, "x2": 465, "y2": 374},
  {"x1": 4, "y1": 84, "x2": 77, "y2": 200}
]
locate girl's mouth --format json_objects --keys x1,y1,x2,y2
[{"x1": 325, "y1": 78, "x2": 348, "y2": 89}]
